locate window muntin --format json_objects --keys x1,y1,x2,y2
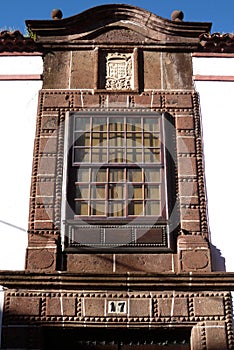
[{"x1": 70, "y1": 112, "x2": 166, "y2": 220}]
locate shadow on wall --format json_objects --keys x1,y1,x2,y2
[{"x1": 210, "y1": 243, "x2": 226, "y2": 272}]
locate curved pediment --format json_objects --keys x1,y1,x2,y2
[{"x1": 26, "y1": 4, "x2": 211, "y2": 44}]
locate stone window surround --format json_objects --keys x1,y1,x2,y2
[{"x1": 61, "y1": 110, "x2": 174, "y2": 252}]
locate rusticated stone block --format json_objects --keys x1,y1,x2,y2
[
  {"x1": 179, "y1": 181, "x2": 198, "y2": 197},
  {"x1": 108, "y1": 94, "x2": 129, "y2": 107},
  {"x1": 73, "y1": 93, "x2": 82, "y2": 107},
  {"x1": 36, "y1": 180, "x2": 55, "y2": 197},
  {"x1": 39, "y1": 137, "x2": 57, "y2": 154},
  {"x1": 41, "y1": 115, "x2": 58, "y2": 130},
  {"x1": 193, "y1": 297, "x2": 224, "y2": 316},
  {"x1": 181, "y1": 208, "x2": 200, "y2": 221},
  {"x1": 158, "y1": 298, "x2": 188, "y2": 317},
  {"x1": 37, "y1": 156, "x2": 56, "y2": 175},
  {"x1": 47, "y1": 297, "x2": 76, "y2": 316},
  {"x1": 176, "y1": 116, "x2": 194, "y2": 130},
  {"x1": 35, "y1": 208, "x2": 53, "y2": 221},
  {"x1": 129, "y1": 299, "x2": 151, "y2": 317},
  {"x1": 82, "y1": 93, "x2": 100, "y2": 107},
  {"x1": 83, "y1": 298, "x2": 105, "y2": 317},
  {"x1": 177, "y1": 136, "x2": 195, "y2": 153},
  {"x1": 165, "y1": 94, "x2": 193, "y2": 109},
  {"x1": 34, "y1": 221, "x2": 54, "y2": 230},
  {"x1": 178, "y1": 157, "x2": 197, "y2": 176},
  {"x1": 134, "y1": 93, "x2": 152, "y2": 107},
  {"x1": 43, "y1": 93, "x2": 70, "y2": 108},
  {"x1": 8, "y1": 297, "x2": 41, "y2": 316},
  {"x1": 177, "y1": 235, "x2": 211, "y2": 272},
  {"x1": 152, "y1": 93, "x2": 162, "y2": 107},
  {"x1": 116, "y1": 254, "x2": 173, "y2": 273},
  {"x1": 191, "y1": 321, "x2": 228, "y2": 350},
  {"x1": 66, "y1": 254, "x2": 113, "y2": 273},
  {"x1": 27, "y1": 234, "x2": 57, "y2": 248},
  {"x1": 26, "y1": 248, "x2": 56, "y2": 270},
  {"x1": 180, "y1": 220, "x2": 201, "y2": 232}
]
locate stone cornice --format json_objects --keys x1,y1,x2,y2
[
  {"x1": 25, "y1": 4, "x2": 211, "y2": 45},
  {"x1": 0, "y1": 271, "x2": 234, "y2": 291}
]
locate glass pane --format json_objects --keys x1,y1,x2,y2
[
  {"x1": 92, "y1": 117, "x2": 107, "y2": 131},
  {"x1": 74, "y1": 148, "x2": 90, "y2": 163},
  {"x1": 75, "y1": 201, "x2": 89, "y2": 215},
  {"x1": 109, "y1": 119, "x2": 124, "y2": 131},
  {"x1": 127, "y1": 168, "x2": 142, "y2": 182},
  {"x1": 109, "y1": 134, "x2": 125, "y2": 147},
  {"x1": 144, "y1": 168, "x2": 160, "y2": 182},
  {"x1": 91, "y1": 185, "x2": 106, "y2": 199},
  {"x1": 145, "y1": 185, "x2": 160, "y2": 199},
  {"x1": 90, "y1": 201, "x2": 106, "y2": 215},
  {"x1": 126, "y1": 117, "x2": 141, "y2": 131},
  {"x1": 108, "y1": 201, "x2": 124, "y2": 216},
  {"x1": 126, "y1": 133, "x2": 142, "y2": 147},
  {"x1": 144, "y1": 149, "x2": 160, "y2": 163},
  {"x1": 126, "y1": 148, "x2": 142, "y2": 163},
  {"x1": 145, "y1": 201, "x2": 161, "y2": 216},
  {"x1": 109, "y1": 169, "x2": 125, "y2": 182},
  {"x1": 109, "y1": 148, "x2": 124, "y2": 162},
  {"x1": 91, "y1": 168, "x2": 107, "y2": 182},
  {"x1": 128, "y1": 185, "x2": 143, "y2": 199},
  {"x1": 75, "y1": 118, "x2": 90, "y2": 131},
  {"x1": 109, "y1": 184, "x2": 124, "y2": 199},
  {"x1": 74, "y1": 132, "x2": 90, "y2": 147},
  {"x1": 77, "y1": 168, "x2": 90, "y2": 182},
  {"x1": 92, "y1": 132, "x2": 107, "y2": 146},
  {"x1": 76, "y1": 185, "x2": 89, "y2": 199},
  {"x1": 143, "y1": 133, "x2": 160, "y2": 148},
  {"x1": 143, "y1": 117, "x2": 159, "y2": 132},
  {"x1": 128, "y1": 201, "x2": 143, "y2": 215},
  {"x1": 91, "y1": 148, "x2": 107, "y2": 163}
]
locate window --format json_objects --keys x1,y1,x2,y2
[{"x1": 65, "y1": 111, "x2": 171, "y2": 250}]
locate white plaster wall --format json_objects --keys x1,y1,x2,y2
[
  {"x1": 193, "y1": 56, "x2": 234, "y2": 272},
  {"x1": 0, "y1": 55, "x2": 43, "y2": 270}
]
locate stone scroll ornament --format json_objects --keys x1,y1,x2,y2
[{"x1": 105, "y1": 52, "x2": 133, "y2": 90}]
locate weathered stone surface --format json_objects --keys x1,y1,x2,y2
[
  {"x1": 129, "y1": 299, "x2": 151, "y2": 317},
  {"x1": 177, "y1": 236, "x2": 211, "y2": 272},
  {"x1": 71, "y1": 50, "x2": 95, "y2": 89},
  {"x1": 193, "y1": 297, "x2": 224, "y2": 316},
  {"x1": 84, "y1": 298, "x2": 105, "y2": 317},
  {"x1": 144, "y1": 51, "x2": 161, "y2": 89},
  {"x1": 191, "y1": 321, "x2": 228, "y2": 350},
  {"x1": 116, "y1": 254, "x2": 173, "y2": 273},
  {"x1": 158, "y1": 297, "x2": 189, "y2": 317},
  {"x1": 47, "y1": 297, "x2": 76, "y2": 316},
  {"x1": 66, "y1": 254, "x2": 113, "y2": 273},
  {"x1": 26, "y1": 248, "x2": 56, "y2": 270},
  {"x1": 161, "y1": 53, "x2": 193, "y2": 89},
  {"x1": 9, "y1": 297, "x2": 41, "y2": 316},
  {"x1": 43, "y1": 51, "x2": 70, "y2": 89}
]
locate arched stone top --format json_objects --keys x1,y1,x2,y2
[{"x1": 26, "y1": 4, "x2": 211, "y2": 44}]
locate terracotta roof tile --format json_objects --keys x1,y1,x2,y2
[
  {"x1": 199, "y1": 32, "x2": 234, "y2": 53},
  {"x1": 0, "y1": 30, "x2": 40, "y2": 53}
]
